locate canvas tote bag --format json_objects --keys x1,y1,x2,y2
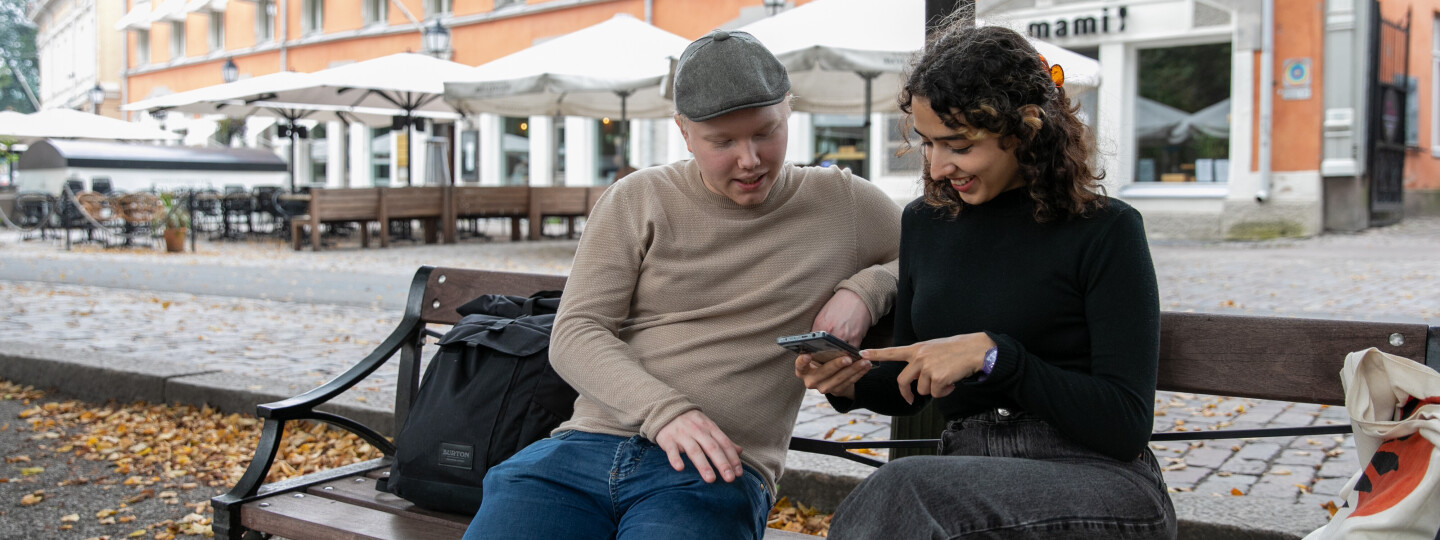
[{"x1": 1305, "y1": 347, "x2": 1440, "y2": 539}]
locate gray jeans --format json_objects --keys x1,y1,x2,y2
[{"x1": 829, "y1": 409, "x2": 1177, "y2": 539}]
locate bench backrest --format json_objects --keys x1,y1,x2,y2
[
  {"x1": 453, "y1": 186, "x2": 530, "y2": 217},
  {"x1": 379, "y1": 187, "x2": 444, "y2": 220},
  {"x1": 398, "y1": 267, "x2": 1439, "y2": 419},
  {"x1": 1156, "y1": 313, "x2": 1435, "y2": 406},
  {"x1": 309, "y1": 188, "x2": 381, "y2": 221},
  {"x1": 530, "y1": 187, "x2": 592, "y2": 216}
]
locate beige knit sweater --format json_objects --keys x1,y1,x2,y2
[{"x1": 550, "y1": 159, "x2": 901, "y2": 491}]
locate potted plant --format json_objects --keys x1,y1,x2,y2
[{"x1": 158, "y1": 192, "x2": 190, "y2": 253}]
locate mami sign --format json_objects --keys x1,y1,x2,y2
[{"x1": 1026, "y1": 6, "x2": 1128, "y2": 40}]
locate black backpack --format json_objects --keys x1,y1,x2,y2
[{"x1": 379, "y1": 291, "x2": 577, "y2": 515}]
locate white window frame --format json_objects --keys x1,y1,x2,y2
[
  {"x1": 137, "y1": 29, "x2": 151, "y2": 66},
  {"x1": 302, "y1": 0, "x2": 323, "y2": 35},
  {"x1": 1431, "y1": 14, "x2": 1440, "y2": 157},
  {"x1": 170, "y1": 21, "x2": 186, "y2": 59},
  {"x1": 494, "y1": 0, "x2": 522, "y2": 10},
  {"x1": 363, "y1": 0, "x2": 386, "y2": 26},
  {"x1": 425, "y1": 0, "x2": 452, "y2": 17},
  {"x1": 208, "y1": 11, "x2": 225, "y2": 52},
  {"x1": 256, "y1": 0, "x2": 275, "y2": 43}
]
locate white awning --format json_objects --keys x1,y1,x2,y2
[
  {"x1": 185, "y1": 0, "x2": 227, "y2": 13},
  {"x1": 114, "y1": 2, "x2": 153, "y2": 31},
  {"x1": 149, "y1": 0, "x2": 188, "y2": 23}
]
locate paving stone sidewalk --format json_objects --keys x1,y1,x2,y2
[{"x1": 2, "y1": 218, "x2": 1439, "y2": 530}]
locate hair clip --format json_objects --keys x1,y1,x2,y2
[{"x1": 1038, "y1": 54, "x2": 1064, "y2": 88}]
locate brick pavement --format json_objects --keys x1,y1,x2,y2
[{"x1": 3, "y1": 218, "x2": 1439, "y2": 518}]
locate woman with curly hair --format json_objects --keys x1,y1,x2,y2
[{"x1": 794, "y1": 22, "x2": 1177, "y2": 539}]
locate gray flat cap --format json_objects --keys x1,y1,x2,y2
[{"x1": 673, "y1": 30, "x2": 791, "y2": 121}]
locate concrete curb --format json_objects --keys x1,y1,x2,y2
[{"x1": 0, "y1": 345, "x2": 1328, "y2": 539}]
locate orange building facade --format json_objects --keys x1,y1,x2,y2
[{"x1": 118, "y1": 0, "x2": 818, "y2": 189}]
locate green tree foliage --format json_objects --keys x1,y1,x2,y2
[{"x1": 0, "y1": 0, "x2": 40, "y2": 113}]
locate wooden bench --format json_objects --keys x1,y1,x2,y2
[
  {"x1": 290, "y1": 188, "x2": 381, "y2": 251},
  {"x1": 212, "y1": 266, "x2": 1440, "y2": 539},
  {"x1": 377, "y1": 187, "x2": 445, "y2": 247},
  {"x1": 526, "y1": 186, "x2": 607, "y2": 240},
  {"x1": 453, "y1": 186, "x2": 530, "y2": 242}
]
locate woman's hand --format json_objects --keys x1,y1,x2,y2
[
  {"x1": 861, "y1": 332, "x2": 996, "y2": 404},
  {"x1": 794, "y1": 352, "x2": 871, "y2": 399}
]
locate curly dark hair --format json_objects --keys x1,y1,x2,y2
[{"x1": 899, "y1": 24, "x2": 1104, "y2": 222}]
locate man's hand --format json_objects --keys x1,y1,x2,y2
[
  {"x1": 654, "y1": 409, "x2": 744, "y2": 483},
  {"x1": 794, "y1": 352, "x2": 869, "y2": 399},
  {"x1": 860, "y1": 332, "x2": 995, "y2": 404},
  {"x1": 812, "y1": 288, "x2": 871, "y2": 346}
]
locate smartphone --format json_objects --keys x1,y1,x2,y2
[{"x1": 777, "y1": 331, "x2": 862, "y2": 363}]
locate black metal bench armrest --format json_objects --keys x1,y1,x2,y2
[{"x1": 257, "y1": 315, "x2": 421, "y2": 421}]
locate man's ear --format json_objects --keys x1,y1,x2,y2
[{"x1": 674, "y1": 114, "x2": 694, "y2": 153}]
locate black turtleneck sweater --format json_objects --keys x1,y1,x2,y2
[{"x1": 833, "y1": 188, "x2": 1160, "y2": 461}]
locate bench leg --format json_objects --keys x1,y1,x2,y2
[
  {"x1": 360, "y1": 222, "x2": 370, "y2": 248},
  {"x1": 291, "y1": 222, "x2": 303, "y2": 251},
  {"x1": 424, "y1": 218, "x2": 439, "y2": 244},
  {"x1": 511, "y1": 217, "x2": 522, "y2": 242},
  {"x1": 567, "y1": 217, "x2": 577, "y2": 238},
  {"x1": 311, "y1": 221, "x2": 322, "y2": 252},
  {"x1": 379, "y1": 219, "x2": 390, "y2": 248}
]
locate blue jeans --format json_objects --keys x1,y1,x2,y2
[
  {"x1": 462, "y1": 430, "x2": 772, "y2": 540},
  {"x1": 830, "y1": 409, "x2": 1177, "y2": 539}
]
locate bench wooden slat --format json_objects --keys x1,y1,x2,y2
[
  {"x1": 1156, "y1": 313, "x2": 1429, "y2": 406},
  {"x1": 308, "y1": 474, "x2": 473, "y2": 529},
  {"x1": 241, "y1": 491, "x2": 463, "y2": 540},
  {"x1": 419, "y1": 267, "x2": 568, "y2": 326}
]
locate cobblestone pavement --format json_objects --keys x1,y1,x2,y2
[{"x1": 3, "y1": 217, "x2": 1439, "y2": 512}]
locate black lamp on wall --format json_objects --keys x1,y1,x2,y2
[
  {"x1": 88, "y1": 84, "x2": 105, "y2": 113},
  {"x1": 422, "y1": 19, "x2": 451, "y2": 59},
  {"x1": 222, "y1": 58, "x2": 239, "y2": 83}
]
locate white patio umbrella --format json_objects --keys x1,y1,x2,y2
[
  {"x1": 739, "y1": 0, "x2": 1100, "y2": 165},
  {"x1": 0, "y1": 108, "x2": 180, "y2": 142},
  {"x1": 444, "y1": 14, "x2": 689, "y2": 120},
  {"x1": 740, "y1": 0, "x2": 1100, "y2": 115},
  {"x1": 445, "y1": 14, "x2": 691, "y2": 168},
  {"x1": 124, "y1": 71, "x2": 460, "y2": 190},
  {"x1": 255, "y1": 53, "x2": 475, "y2": 184}
]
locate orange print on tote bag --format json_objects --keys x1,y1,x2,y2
[{"x1": 1305, "y1": 348, "x2": 1440, "y2": 539}]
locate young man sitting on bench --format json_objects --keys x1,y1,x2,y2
[{"x1": 462, "y1": 29, "x2": 901, "y2": 540}]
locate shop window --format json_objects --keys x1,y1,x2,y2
[
  {"x1": 812, "y1": 114, "x2": 866, "y2": 173},
  {"x1": 503, "y1": 117, "x2": 529, "y2": 186},
  {"x1": 1134, "y1": 42, "x2": 1231, "y2": 183},
  {"x1": 208, "y1": 12, "x2": 225, "y2": 52},
  {"x1": 494, "y1": 0, "x2": 523, "y2": 10},
  {"x1": 595, "y1": 117, "x2": 623, "y2": 184},
  {"x1": 170, "y1": 21, "x2": 186, "y2": 59},
  {"x1": 372, "y1": 126, "x2": 392, "y2": 186}
]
